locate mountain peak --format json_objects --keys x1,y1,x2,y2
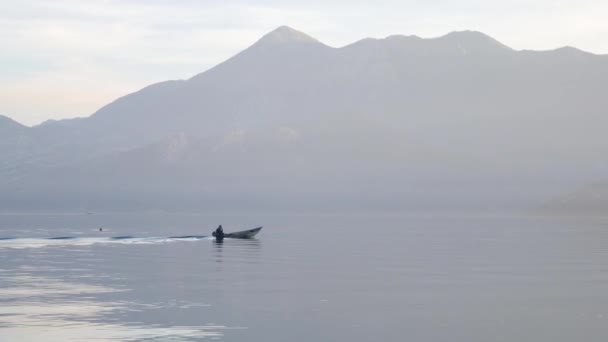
[
  {"x1": 438, "y1": 30, "x2": 512, "y2": 52},
  {"x1": 554, "y1": 46, "x2": 591, "y2": 56},
  {"x1": 442, "y1": 30, "x2": 497, "y2": 41},
  {"x1": 255, "y1": 26, "x2": 320, "y2": 45}
]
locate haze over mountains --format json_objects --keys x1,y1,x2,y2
[{"x1": 2, "y1": 26, "x2": 607, "y2": 213}]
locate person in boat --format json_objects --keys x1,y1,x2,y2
[{"x1": 213, "y1": 225, "x2": 225, "y2": 240}]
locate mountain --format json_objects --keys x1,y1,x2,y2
[
  {"x1": 2, "y1": 26, "x2": 608, "y2": 212},
  {"x1": 539, "y1": 182, "x2": 608, "y2": 216},
  {"x1": 0, "y1": 115, "x2": 35, "y2": 181},
  {"x1": 0, "y1": 114, "x2": 29, "y2": 155},
  {"x1": 0, "y1": 115, "x2": 26, "y2": 136}
]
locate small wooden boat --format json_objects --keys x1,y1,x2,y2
[{"x1": 213, "y1": 226, "x2": 262, "y2": 239}]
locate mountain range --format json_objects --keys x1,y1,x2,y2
[{"x1": 2, "y1": 26, "x2": 607, "y2": 213}]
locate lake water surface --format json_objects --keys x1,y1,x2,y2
[{"x1": 1, "y1": 213, "x2": 608, "y2": 341}]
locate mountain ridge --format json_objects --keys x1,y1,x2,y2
[
  {"x1": 0, "y1": 115, "x2": 26, "y2": 129},
  {"x1": 4, "y1": 26, "x2": 604, "y2": 127},
  {"x1": 1, "y1": 26, "x2": 608, "y2": 211}
]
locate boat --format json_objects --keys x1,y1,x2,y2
[{"x1": 213, "y1": 226, "x2": 262, "y2": 239}]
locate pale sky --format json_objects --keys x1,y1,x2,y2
[{"x1": 2, "y1": 0, "x2": 607, "y2": 126}]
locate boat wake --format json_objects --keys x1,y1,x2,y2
[{"x1": 0, "y1": 235, "x2": 211, "y2": 249}]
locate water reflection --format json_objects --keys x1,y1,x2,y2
[
  {"x1": 0, "y1": 269, "x2": 226, "y2": 341},
  {"x1": 212, "y1": 238, "x2": 261, "y2": 264},
  {"x1": 213, "y1": 239, "x2": 224, "y2": 263}
]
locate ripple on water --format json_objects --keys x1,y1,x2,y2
[{"x1": 0, "y1": 271, "x2": 231, "y2": 341}]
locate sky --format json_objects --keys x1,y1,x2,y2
[{"x1": 2, "y1": 0, "x2": 607, "y2": 126}]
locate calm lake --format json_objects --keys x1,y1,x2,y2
[{"x1": 1, "y1": 213, "x2": 608, "y2": 341}]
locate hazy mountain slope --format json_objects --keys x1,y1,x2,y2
[
  {"x1": 7, "y1": 123, "x2": 488, "y2": 211},
  {"x1": 0, "y1": 115, "x2": 26, "y2": 135},
  {"x1": 0, "y1": 115, "x2": 36, "y2": 180},
  {"x1": 2, "y1": 26, "x2": 608, "y2": 211},
  {"x1": 0, "y1": 115, "x2": 29, "y2": 160},
  {"x1": 539, "y1": 182, "x2": 608, "y2": 216}
]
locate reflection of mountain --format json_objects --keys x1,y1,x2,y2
[{"x1": 2, "y1": 26, "x2": 608, "y2": 212}]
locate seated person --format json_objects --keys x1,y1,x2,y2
[{"x1": 213, "y1": 225, "x2": 224, "y2": 240}]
